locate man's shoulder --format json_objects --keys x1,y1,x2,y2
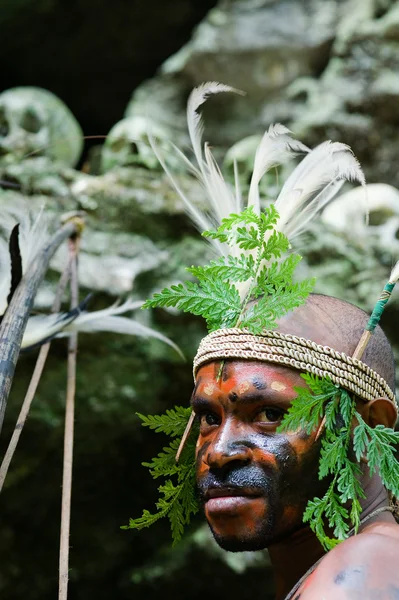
[{"x1": 298, "y1": 523, "x2": 399, "y2": 600}]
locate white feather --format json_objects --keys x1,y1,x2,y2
[
  {"x1": 22, "y1": 311, "x2": 79, "y2": 349},
  {"x1": 21, "y1": 297, "x2": 183, "y2": 357},
  {"x1": 0, "y1": 237, "x2": 11, "y2": 315},
  {"x1": 203, "y1": 143, "x2": 237, "y2": 232},
  {"x1": 0, "y1": 203, "x2": 49, "y2": 316},
  {"x1": 275, "y1": 141, "x2": 365, "y2": 239},
  {"x1": 148, "y1": 133, "x2": 214, "y2": 237},
  {"x1": 185, "y1": 82, "x2": 244, "y2": 253},
  {"x1": 65, "y1": 297, "x2": 143, "y2": 327},
  {"x1": 248, "y1": 124, "x2": 309, "y2": 215},
  {"x1": 389, "y1": 260, "x2": 399, "y2": 284},
  {"x1": 66, "y1": 315, "x2": 184, "y2": 358},
  {"x1": 233, "y1": 158, "x2": 242, "y2": 213},
  {"x1": 62, "y1": 298, "x2": 184, "y2": 358},
  {"x1": 187, "y1": 82, "x2": 243, "y2": 169},
  {"x1": 0, "y1": 203, "x2": 49, "y2": 270},
  {"x1": 151, "y1": 82, "x2": 366, "y2": 265}
]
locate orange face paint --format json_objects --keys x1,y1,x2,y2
[{"x1": 191, "y1": 360, "x2": 327, "y2": 551}]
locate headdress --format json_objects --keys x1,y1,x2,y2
[{"x1": 125, "y1": 83, "x2": 399, "y2": 550}]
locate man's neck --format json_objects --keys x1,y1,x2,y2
[
  {"x1": 268, "y1": 526, "x2": 325, "y2": 600},
  {"x1": 358, "y1": 469, "x2": 393, "y2": 528},
  {"x1": 268, "y1": 473, "x2": 394, "y2": 600}
]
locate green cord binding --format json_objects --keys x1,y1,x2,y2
[{"x1": 366, "y1": 282, "x2": 396, "y2": 332}]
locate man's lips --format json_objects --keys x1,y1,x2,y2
[
  {"x1": 204, "y1": 487, "x2": 264, "y2": 515},
  {"x1": 204, "y1": 486, "x2": 262, "y2": 500}
]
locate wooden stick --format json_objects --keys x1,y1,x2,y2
[
  {"x1": 316, "y1": 329, "x2": 374, "y2": 441},
  {"x1": 0, "y1": 220, "x2": 78, "y2": 434},
  {"x1": 0, "y1": 258, "x2": 72, "y2": 493},
  {"x1": 175, "y1": 411, "x2": 195, "y2": 463},
  {"x1": 59, "y1": 236, "x2": 80, "y2": 600},
  {"x1": 351, "y1": 330, "x2": 372, "y2": 362}
]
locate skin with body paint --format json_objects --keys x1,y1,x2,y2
[
  {"x1": 193, "y1": 360, "x2": 327, "y2": 551},
  {"x1": 191, "y1": 295, "x2": 399, "y2": 600}
]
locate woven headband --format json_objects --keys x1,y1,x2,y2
[{"x1": 194, "y1": 328, "x2": 396, "y2": 406}]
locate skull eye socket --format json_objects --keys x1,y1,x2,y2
[
  {"x1": 0, "y1": 109, "x2": 9, "y2": 137},
  {"x1": 20, "y1": 109, "x2": 42, "y2": 134},
  {"x1": 369, "y1": 208, "x2": 395, "y2": 226},
  {"x1": 109, "y1": 137, "x2": 125, "y2": 152}
]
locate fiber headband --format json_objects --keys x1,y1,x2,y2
[{"x1": 194, "y1": 328, "x2": 396, "y2": 406}]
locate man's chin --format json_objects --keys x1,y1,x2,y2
[{"x1": 210, "y1": 528, "x2": 271, "y2": 552}]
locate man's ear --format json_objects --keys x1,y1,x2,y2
[{"x1": 360, "y1": 397, "x2": 398, "y2": 429}]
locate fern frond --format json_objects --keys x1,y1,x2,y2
[{"x1": 125, "y1": 407, "x2": 199, "y2": 543}]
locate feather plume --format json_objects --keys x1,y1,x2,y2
[
  {"x1": 0, "y1": 203, "x2": 49, "y2": 270},
  {"x1": 62, "y1": 297, "x2": 184, "y2": 358},
  {"x1": 148, "y1": 134, "x2": 213, "y2": 238},
  {"x1": 0, "y1": 203, "x2": 49, "y2": 316},
  {"x1": 0, "y1": 237, "x2": 11, "y2": 315},
  {"x1": 23, "y1": 296, "x2": 183, "y2": 357},
  {"x1": 149, "y1": 83, "x2": 244, "y2": 254},
  {"x1": 203, "y1": 143, "x2": 237, "y2": 232},
  {"x1": 187, "y1": 82, "x2": 243, "y2": 169},
  {"x1": 248, "y1": 124, "x2": 309, "y2": 215},
  {"x1": 22, "y1": 294, "x2": 92, "y2": 350},
  {"x1": 151, "y1": 82, "x2": 366, "y2": 260},
  {"x1": 0, "y1": 202, "x2": 182, "y2": 356},
  {"x1": 275, "y1": 141, "x2": 365, "y2": 238}
]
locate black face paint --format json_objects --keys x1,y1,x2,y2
[{"x1": 193, "y1": 361, "x2": 330, "y2": 551}]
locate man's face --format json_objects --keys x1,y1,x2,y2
[{"x1": 192, "y1": 360, "x2": 325, "y2": 552}]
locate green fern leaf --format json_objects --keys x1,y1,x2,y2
[
  {"x1": 187, "y1": 254, "x2": 256, "y2": 283},
  {"x1": 125, "y1": 407, "x2": 199, "y2": 543},
  {"x1": 137, "y1": 406, "x2": 192, "y2": 436}
]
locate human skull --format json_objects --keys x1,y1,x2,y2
[
  {"x1": 0, "y1": 87, "x2": 83, "y2": 167},
  {"x1": 101, "y1": 115, "x2": 176, "y2": 173},
  {"x1": 322, "y1": 183, "x2": 399, "y2": 252}
]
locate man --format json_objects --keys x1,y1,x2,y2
[
  {"x1": 193, "y1": 294, "x2": 399, "y2": 599},
  {"x1": 128, "y1": 82, "x2": 399, "y2": 599}
]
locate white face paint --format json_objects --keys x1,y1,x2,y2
[
  {"x1": 271, "y1": 381, "x2": 287, "y2": 392},
  {"x1": 204, "y1": 383, "x2": 216, "y2": 396}
]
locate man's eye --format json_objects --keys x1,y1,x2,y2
[
  {"x1": 200, "y1": 413, "x2": 220, "y2": 427},
  {"x1": 254, "y1": 408, "x2": 284, "y2": 423}
]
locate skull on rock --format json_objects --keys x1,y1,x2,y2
[
  {"x1": 0, "y1": 87, "x2": 83, "y2": 167},
  {"x1": 101, "y1": 116, "x2": 177, "y2": 173}
]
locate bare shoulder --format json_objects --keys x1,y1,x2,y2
[{"x1": 298, "y1": 523, "x2": 399, "y2": 600}]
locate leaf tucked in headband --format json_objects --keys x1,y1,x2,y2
[
  {"x1": 143, "y1": 204, "x2": 315, "y2": 332},
  {"x1": 278, "y1": 374, "x2": 399, "y2": 551}
]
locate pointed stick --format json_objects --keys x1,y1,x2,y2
[
  {"x1": 316, "y1": 260, "x2": 399, "y2": 440},
  {"x1": 58, "y1": 235, "x2": 80, "y2": 600},
  {"x1": 0, "y1": 258, "x2": 72, "y2": 493},
  {"x1": 352, "y1": 260, "x2": 399, "y2": 360},
  {"x1": 175, "y1": 411, "x2": 195, "y2": 463}
]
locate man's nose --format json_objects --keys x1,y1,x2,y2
[{"x1": 205, "y1": 419, "x2": 252, "y2": 470}]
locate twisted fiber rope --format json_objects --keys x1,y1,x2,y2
[
  {"x1": 196, "y1": 331, "x2": 392, "y2": 399},
  {"x1": 193, "y1": 328, "x2": 396, "y2": 406}
]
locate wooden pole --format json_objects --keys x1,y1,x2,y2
[{"x1": 58, "y1": 236, "x2": 80, "y2": 600}]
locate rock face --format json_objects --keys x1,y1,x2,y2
[{"x1": 1, "y1": 2, "x2": 399, "y2": 600}]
